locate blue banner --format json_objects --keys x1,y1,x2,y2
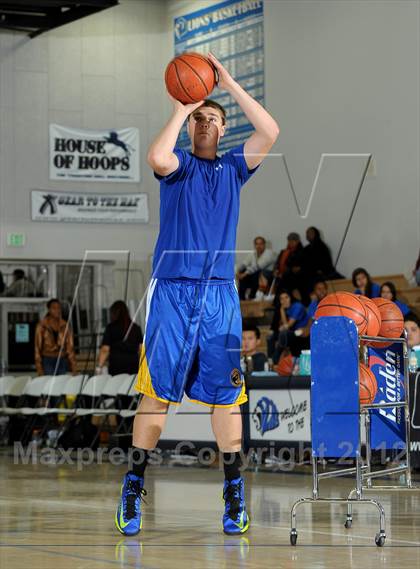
[
  {"x1": 174, "y1": 0, "x2": 264, "y2": 152},
  {"x1": 369, "y1": 343, "x2": 406, "y2": 450}
]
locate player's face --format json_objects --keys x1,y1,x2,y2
[
  {"x1": 381, "y1": 285, "x2": 393, "y2": 301},
  {"x1": 242, "y1": 331, "x2": 259, "y2": 355},
  {"x1": 188, "y1": 107, "x2": 225, "y2": 150},
  {"x1": 405, "y1": 320, "x2": 420, "y2": 348}
]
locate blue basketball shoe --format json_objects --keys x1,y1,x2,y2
[
  {"x1": 222, "y1": 477, "x2": 250, "y2": 535},
  {"x1": 115, "y1": 472, "x2": 147, "y2": 536}
]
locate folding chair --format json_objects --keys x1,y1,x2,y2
[
  {"x1": 0, "y1": 376, "x2": 34, "y2": 414},
  {"x1": 6, "y1": 376, "x2": 51, "y2": 416}
]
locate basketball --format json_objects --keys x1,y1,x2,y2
[
  {"x1": 314, "y1": 291, "x2": 368, "y2": 334},
  {"x1": 359, "y1": 295, "x2": 382, "y2": 337},
  {"x1": 165, "y1": 52, "x2": 216, "y2": 104},
  {"x1": 359, "y1": 363, "x2": 377, "y2": 405},
  {"x1": 371, "y1": 298, "x2": 404, "y2": 346}
]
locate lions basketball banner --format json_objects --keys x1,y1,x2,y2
[
  {"x1": 369, "y1": 343, "x2": 406, "y2": 449},
  {"x1": 174, "y1": 0, "x2": 264, "y2": 152},
  {"x1": 49, "y1": 124, "x2": 140, "y2": 182},
  {"x1": 31, "y1": 190, "x2": 149, "y2": 224}
]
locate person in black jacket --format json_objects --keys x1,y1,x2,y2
[
  {"x1": 96, "y1": 301, "x2": 143, "y2": 376},
  {"x1": 303, "y1": 227, "x2": 343, "y2": 285}
]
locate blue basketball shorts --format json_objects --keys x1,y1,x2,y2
[{"x1": 135, "y1": 278, "x2": 247, "y2": 407}]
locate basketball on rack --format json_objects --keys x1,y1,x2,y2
[
  {"x1": 359, "y1": 362, "x2": 378, "y2": 405},
  {"x1": 359, "y1": 295, "x2": 382, "y2": 337},
  {"x1": 371, "y1": 298, "x2": 404, "y2": 348},
  {"x1": 314, "y1": 291, "x2": 368, "y2": 335}
]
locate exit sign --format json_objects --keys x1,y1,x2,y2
[{"x1": 7, "y1": 232, "x2": 25, "y2": 247}]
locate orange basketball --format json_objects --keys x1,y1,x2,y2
[
  {"x1": 359, "y1": 295, "x2": 382, "y2": 337},
  {"x1": 165, "y1": 52, "x2": 216, "y2": 104},
  {"x1": 314, "y1": 291, "x2": 368, "y2": 334},
  {"x1": 371, "y1": 298, "x2": 404, "y2": 347},
  {"x1": 359, "y1": 363, "x2": 377, "y2": 405},
  {"x1": 275, "y1": 353, "x2": 294, "y2": 376}
]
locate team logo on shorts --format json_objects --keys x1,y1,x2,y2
[{"x1": 230, "y1": 368, "x2": 243, "y2": 387}]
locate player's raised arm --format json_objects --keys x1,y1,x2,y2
[
  {"x1": 207, "y1": 53, "x2": 279, "y2": 170},
  {"x1": 147, "y1": 94, "x2": 204, "y2": 177}
]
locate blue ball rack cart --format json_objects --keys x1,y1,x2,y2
[{"x1": 290, "y1": 315, "x2": 416, "y2": 547}]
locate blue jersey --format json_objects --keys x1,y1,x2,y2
[
  {"x1": 395, "y1": 299, "x2": 410, "y2": 316},
  {"x1": 354, "y1": 282, "x2": 381, "y2": 298},
  {"x1": 152, "y1": 144, "x2": 258, "y2": 279},
  {"x1": 307, "y1": 299, "x2": 319, "y2": 320},
  {"x1": 286, "y1": 301, "x2": 309, "y2": 330}
]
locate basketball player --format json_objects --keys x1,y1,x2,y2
[{"x1": 115, "y1": 53, "x2": 279, "y2": 536}]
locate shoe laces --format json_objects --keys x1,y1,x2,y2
[
  {"x1": 125, "y1": 479, "x2": 147, "y2": 520},
  {"x1": 223, "y1": 480, "x2": 242, "y2": 520}
]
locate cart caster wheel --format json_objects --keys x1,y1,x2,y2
[
  {"x1": 290, "y1": 530, "x2": 298, "y2": 546},
  {"x1": 375, "y1": 533, "x2": 386, "y2": 547},
  {"x1": 344, "y1": 519, "x2": 352, "y2": 529}
]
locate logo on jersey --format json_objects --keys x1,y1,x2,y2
[
  {"x1": 252, "y1": 397, "x2": 280, "y2": 435},
  {"x1": 230, "y1": 368, "x2": 243, "y2": 387}
]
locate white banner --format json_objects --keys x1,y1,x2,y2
[
  {"x1": 249, "y1": 389, "x2": 311, "y2": 442},
  {"x1": 49, "y1": 124, "x2": 140, "y2": 182},
  {"x1": 31, "y1": 190, "x2": 149, "y2": 224}
]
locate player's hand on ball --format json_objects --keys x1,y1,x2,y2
[
  {"x1": 167, "y1": 92, "x2": 204, "y2": 117},
  {"x1": 207, "y1": 52, "x2": 234, "y2": 90}
]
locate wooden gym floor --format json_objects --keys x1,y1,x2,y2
[{"x1": 1, "y1": 452, "x2": 420, "y2": 568}]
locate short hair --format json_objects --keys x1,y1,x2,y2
[
  {"x1": 13, "y1": 269, "x2": 25, "y2": 280},
  {"x1": 188, "y1": 99, "x2": 227, "y2": 125},
  {"x1": 313, "y1": 278, "x2": 327, "y2": 289},
  {"x1": 242, "y1": 323, "x2": 261, "y2": 339},
  {"x1": 254, "y1": 236, "x2": 266, "y2": 245},
  {"x1": 404, "y1": 313, "x2": 420, "y2": 327},
  {"x1": 47, "y1": 298, "x2": 60, "y2": 309}
]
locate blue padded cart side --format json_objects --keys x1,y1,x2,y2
[{"x1": 311, "y1": 316, "x2": 360, "y2": 458}]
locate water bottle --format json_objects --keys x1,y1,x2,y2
[
  {"x1": 409, "y1": 350, "x2": 418, "y2": 373},
  {"x1": 0, "y1": 359, "x2": 7, "y2": 377}
]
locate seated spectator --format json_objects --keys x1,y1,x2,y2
[
  {"x1": 268, "y1": 290, "x2": 309, "y2": 363},
  {"x1": 404, "y1": 313, "x2": 420, "y2": 349},
  {"x1": 352, "y1": 267, "x2": 381, "y2": 298},
  {"x1": 241, "y1": 323, "x2": 267, "y2": 372},
  {"x1": 414, "y1": 249, "x2": 420, "y2": 286},
  {"x1": 296, "y1": 279, "x2": 328, "y2": 337},
  {"x1": 97, "y1": 300, "x2": 143, "y2": 376},
  {"x1": 35, "y1": 299, "x2": 76, "y2": 375},
  {"x1": 285, "y1": 279, "x2": 329, "y2": 358},
  {"x1": 236, "y1": 236, "x2": 276, "y2": 300},
  {"x1": 2, "y1": 269, "x2": 36, "y2": 297},
  {"x1": 272, "y1": 233, "x2": 308, "y2": 304},
  {"x1": 303, "y1": 227, "x2": 343, "y2": 288},
  {"x1": 380, "y1": 281, "x2": 410, "y2": 316}
]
